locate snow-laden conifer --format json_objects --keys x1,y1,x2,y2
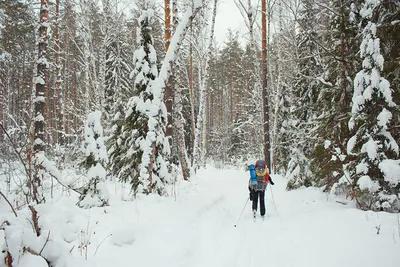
[
  {"x1": 78, "y1": 111, "x2": 109, "y2": 208},
  {"x1": 123, "y1": 1, "x2": 171, "y2": 195},
  {"x1": 347, "y1": 0, "x2": 399, "y2": 211}
]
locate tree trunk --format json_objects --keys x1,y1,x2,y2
[
  {"x1": 0, "y1": 38, "x2": 9, "y2": 141},
  {"x1": 149, "y1": 2, "x2": 203, "y2": 181},
  {"x1": 230, "y1": 81, "x2": 233, "y2": 122},
  {"x1": 64, "y1": 46, "x2": 69, "y2": 142},
  {"x1": 164, "y1": 0, "x2": 173, "y2": 150},
  {"x1": 55, "y1": 0, "x2": 64, "y2": 145},
  {"x1": 171, "y1": 0, "x2": 189, "y2": 180},
  {"x1": 0, "y1": 64, "x2": 4, "y2": 141},
  {"x1": 189, "y1": 22, "x2": 196, "y2": 165},
  {"x1": 271, "y1": 1, "x2": 284, "y2": 174},
  {"x1": 193, "y1": 0, "x2": 218, "y2": 170},
  {"x1": 73, "y1": 59, "x2": 77, "y2": 132},
  {"x1": 261, "y1": 0, "x2": 270, "y2": 169},
  {"x1": 164, "y1": 0, "x2": 171, "y2": 51},
  {"x1": 32, "y1": 0, "x2": 49, "y2": 204},
  {"x1": 148, "y1": 142, "x2": 156, "y2": 193}
]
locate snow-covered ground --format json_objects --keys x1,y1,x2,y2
[{"x1": 1, "y1": 166, "x2": 399, "y2": 267}]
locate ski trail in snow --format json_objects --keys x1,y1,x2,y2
[
  {"x1": 93, "y1": 167, "x2": 400, "y2": 267},
  {"x1": 193, "y1": 167, "x2": 300, "y2": 267}
]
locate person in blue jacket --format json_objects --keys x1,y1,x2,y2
[{"x1": 248, "y1": 159, "x2": 274, "y2": 218}]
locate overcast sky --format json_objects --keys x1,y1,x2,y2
[
  {"x1": 214, "y1": 0, "x2": 247, "y2": 44},
  {"x1": 119, "y1": 0, "x2": 250, "y2": 46}
]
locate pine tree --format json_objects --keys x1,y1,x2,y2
[
  {"x1": 347, "y1": 0, "x2": 399, "y2": 211},
  {"x1": 31, "y1": 0, "x2": 50, "y2": 204},
  {"x1": 207, "y1": 31, "x2": 250, "y2": 162}
]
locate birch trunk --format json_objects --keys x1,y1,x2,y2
[
  {"x1": 147, "y1": 2, "x2": 203, "y2": 181},
  {"x1": 271, "y1": 48, "x2": 282, "y2": 175},
  {"x1": 171, "y1": 0, "x2": 190, "y2": 180},
  {"x1": 157, "y1": 4, "x2": 202, "y2": 87},
  {"x1": 174, "y1": 66, "x2": 190, "y2": 180},
  {"x1": 189, "y1": 23, "x2": 196, "y2": 165},
  {"x1": 271, "y1": 1, "x2": 287, "y2": 174},
  {"x1": 235, "y1": 0, "x2": 263, "y2": 152},
  {"x1": 193, "y1": 0, "x2": 218, "y2": 171}
]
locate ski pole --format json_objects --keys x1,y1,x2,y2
[
  {"x1": 234, "y1": 197, "x2": 249, "y2": 227},
  {"x1": 269, "y1": 184, "x2": 278, "y2": 214}
]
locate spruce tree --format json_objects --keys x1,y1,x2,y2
[
  {"x1": 310, "y1": 0, "x2": 361, "y2": 189},
  {"x1": 347, "y1": 0, "x2": 399, "y2": 211},
  {"x1": 78, "y1": 111, "x2": 110, "y2": 208},
  {"x1": 121, "y1": 2, "x2": 170, "y2": 195},
  {"x1": 287, "y1": 0, "x2": 324, "y2": 189},
  {"x1": 105, "y1": 6, "x2": 135, "y2": 181}
]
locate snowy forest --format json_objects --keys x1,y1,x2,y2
[{"x1": 0, "y1": 0, "x2": 399, "y2": 265}]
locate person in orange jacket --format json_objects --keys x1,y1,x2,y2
[{"x1": 248, "y1": 159, "x2": 274, "y2": 218}]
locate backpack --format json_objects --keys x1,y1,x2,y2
[
  {"x1": 248, "y1": 164, "x2": 257, "y2": 185},
  {"x1": 255, "y1": 160, "x2": 269, "y2": 182}
]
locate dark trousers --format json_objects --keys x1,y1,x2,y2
[{"x1": 251, "y1": 190, "x2": 266, "y2": 216}]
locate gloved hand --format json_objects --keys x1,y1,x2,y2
[
  {"x1": 270, "y1": 181, "x2": 274, "y2": 185},
  {"x1": 249, "y1": 191, "x2": 253, "y2": 201}
]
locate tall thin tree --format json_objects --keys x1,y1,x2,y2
[
  {"x1": 164, "y1": 0, "x2": 173, "y2": 150},
  {"x1": 261, "y1": 0, "x2": 271, "y2": 169},
  {"x1": 192, "y1": 0, "x2": 218, "y2": 172},
  {"x1": 32, "y1": 0, "x2": 49, "y2": 204},
  {"x1": 55, "y1": 0, "x2": 64, "y2": 145}
]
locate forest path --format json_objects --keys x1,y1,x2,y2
[{"x1": 90, "y1": 167, "x2": 399, "y2": 267}]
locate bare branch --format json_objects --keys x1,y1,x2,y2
[
  {"x1": 0, "y1": 123, "x2": 31, "y2": 181},
  {"x1": 0, "y1": 220, "x2": 11, "y2": 229},
  {"x1": 39, "y1": 231, "x2": 51, "y2": 255},
  {"x1": 93, "y1": 233, "x2": 111, "y2": 256},
  {"x1": 46, "y1": 169, "x2": 83, "y2": 195},
  {"x1": 28, "y1": 205, "x2": 41, "y2": 237},
  {"x1": 23, "y1": 247, "x2": 40, "y2": 256},
  {"x1": 0, "y1": 191, "x2": 18, "y2": 217},
  {"x1": 315, "y1": 0, "x2": 340, "y2": 16}
]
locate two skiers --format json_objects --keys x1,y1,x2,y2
[{"x1": 248, "y1": 159, "x2": 274, "y2": 218}]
